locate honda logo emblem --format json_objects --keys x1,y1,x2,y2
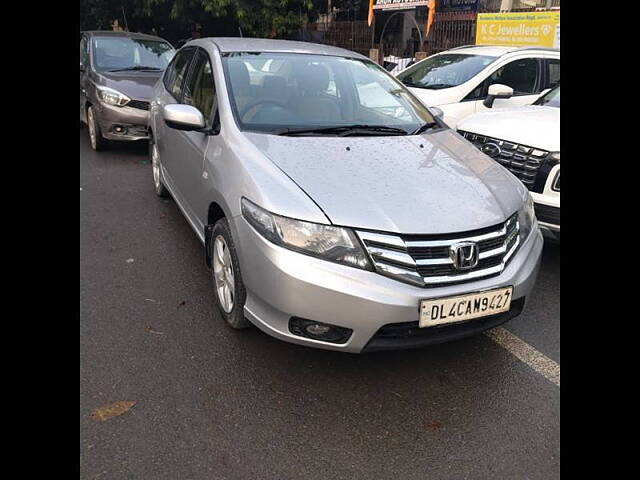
[{"x1": 450, "y1": 241, "x2": 479, "y2": 270}]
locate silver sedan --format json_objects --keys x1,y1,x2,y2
[{"x1": 148, "y1": 38, "x2": 543, "y2": 353}]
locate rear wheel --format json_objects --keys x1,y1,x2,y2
[
  {"x1": 87, "y1": 106, "x2": 107, "y2": 151},
  {"x1": 211, "y1": 218, "x2": 251, "y2": 329},
  {"x1": 150, "y1": 141, "x2": 170, "y2": 198}
]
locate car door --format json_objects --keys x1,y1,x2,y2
[
  {"x1": 155, "y1": 47, "x2": 196, "y2": 202},
  {"x1": 167, "y1": 48, "x2": 218, "y2": 228},
  {"x1": 473, "y1": 57, "x2": 544, "y2": 114},
  {"x1": 80, "y1": 35, "x2": 90, "y2": 122}
]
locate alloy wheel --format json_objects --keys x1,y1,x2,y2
[
  {"x1": 213, "y1": 235, "x2": 235, "y2": 313},
  {"x1": 151, "y1": 143, "x2": 161, "y2": 190},
  {"x1": 87, "y1": 107, "x2": 97, "y2": 150}
]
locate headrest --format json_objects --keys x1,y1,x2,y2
[
  {"x1": 296, "y1": 63, "x2": 330, "y2": 95},
  {"x1": 262, "y1": 75, "x2": 287, "y2": 94},
  {"x1": 228, "y1": 60, "x2": 250, "y2": 93}
]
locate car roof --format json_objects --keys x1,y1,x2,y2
[
  {"x1": 201, "y1": 37, "x2": 368, "y2": 59},
  {"x1": 82, "y1": 30, "x2": 171, "y2": 44},
  {"x1": 442, "y1": 45, "x2": 559, "y2": 57}
]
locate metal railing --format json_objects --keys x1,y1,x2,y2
[{"x1": 304, "y1": 20, "x2": 372, "y2": 57}]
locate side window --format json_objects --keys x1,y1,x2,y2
[
  {"x1": 80, "y1": 36, "x2": 89, "y2": 67},
  {"x1": 547, "y1": 59, "x2": 560, "y2": 88},
  {"x1": 183, "y1": 49, "x2": 216, "y2": 124},
  {"x1": 487, "y1": 58, "x2": 540, "y2": 95},
  {"x1": 163, "y1": 48, "x2": 195, "y2": 101}
]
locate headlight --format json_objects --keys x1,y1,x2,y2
[
  {"x1": 241, "y1": 198, "x2": 372, "y2": 270},
  {"x1": 549, "y1": 152, "x2": 560, "y2": 162},
  {"x1": 518, "y1": 192, "x2": 536, "y2": 242},
  {"x1": 96, "y1": 86, "x2": 130, "y2": 107}
]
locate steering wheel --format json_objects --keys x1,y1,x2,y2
[{"x1": 240, "y1": 99, "x2": 290, "y2": 122}]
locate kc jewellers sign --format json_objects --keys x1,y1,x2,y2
[{"x1": 476, "y1": 11, "x2": 560, "y2": 48}]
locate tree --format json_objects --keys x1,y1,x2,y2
[{"x1": 148, "y1": 0, "x2": 316, "y2": 38}]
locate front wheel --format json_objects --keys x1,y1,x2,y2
[
  {"x1": 211, "y1": 218, "x2": 251, "y2": 329},
  {"x1": 87, "y1": 106, "x2": 107, "y2": 151},
  {"x1": 150, "y1": 141, "x2": 170, "y2": 198}
]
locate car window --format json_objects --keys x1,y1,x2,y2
[
  {"x1": 534, "y1": 85, "x2": 560, "y2": 108},
  {"x1": 488, "y1": 58, "x2": 540, "y2": 95},
  {"x1": 80, "y1": 36, "x2": 89, "y2": 67},
  {"x1": 164, "y1": 48, "x2": 195, "y2": 101},
  {"x1": 547, "y1": 59, "x2": 560, "y2": 89},
  {"x1": 222, "y1": 52, "x2": 434, "y2": 134},
  {"x1": 183, "y1": 49, "x2": 216, "y2": 124},
  {"x1": 396, "y1": 54, "x2": 497, "y2": 89}
]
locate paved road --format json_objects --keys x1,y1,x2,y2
[{"x1": 80, "y1": 129, "x2": 560, "y2": 480}]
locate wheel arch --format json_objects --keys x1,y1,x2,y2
[{"x1": 204, "y1": 201, "x2": 228, "y2": 269}]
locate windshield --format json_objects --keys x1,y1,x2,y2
[
  {"x1": 221, "y1": 52, "x2": 435, "y2": 135},
  {"x1": 397, "y1": 53, "x2": 496, "y2": 89},
  {"x1": 534, "y1": 85, "x2": 560, "y2": 107},
  {"x1": 92, "y1": 37, "x2": 175, "y2": 72}
]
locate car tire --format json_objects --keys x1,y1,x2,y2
[
  {"x1": 150, "y1": 141, "x2": 170, "y2": 198},
  {"x1": 87, "y1": 106, "x2": 108, "y2": 151},
  {"x1": 211, "y1": 218, "x2": 252, "y2": 329}
]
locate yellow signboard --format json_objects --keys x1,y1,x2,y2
[{"x1": 476, "y1": 11, "x2": 560, "y2": 48}]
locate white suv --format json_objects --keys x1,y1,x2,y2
[
  {"x1": 396, "y1": 45, "x2": 560, "y2": 128},
  {"x1": 457, "y1": 85, "x2": 560, "y2": 241}
]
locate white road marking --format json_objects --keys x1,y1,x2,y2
[{"x1": 485, "y1": 327, "x2": 560, "y2": 387}]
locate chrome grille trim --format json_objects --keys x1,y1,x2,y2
[
  {"x1": 367, "y1": 247, "x2": 416, "y2": 267},
  {"x1": 421, "y1": 264, "x2": 504, "y2": 285},
  {"x1": 356, "y1": 231, "x2": 406, "y2": 249},
  {"x1": 404, "y1": 226, "x2": 507, "y2": 248},
  {"x1": 356, "y1": 215, "x2": 520, "y2": 287},
  {"x1": 415, "y1": 257, "x2": 453, "y2": 266}
]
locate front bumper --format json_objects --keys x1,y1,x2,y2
[
  {"x1": 94, "y1": 101, "x2": 150, "y2": 141},
  {"x1": 232, "y1": 216, "x2": 544, "y2": 353},
  {"x1": 532, "y1": 192, "x2": 559, "y2": 242}
]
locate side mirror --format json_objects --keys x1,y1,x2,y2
[
  {"x1": 163, "y1": 104, "x2": 205, "y2": 131},
  {"x1": 430, "y1": 106, "x2": 444, "y2": 119},
  {"x1": 483, "y1": 83, "x2": 514, "y2": 108},
  {"x1": 80, "y1": 62, "x2": 85, "y2": 72}
]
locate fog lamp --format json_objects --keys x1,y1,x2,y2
[{"x1": 289, "y1": 317, "x2": 353, "y2": 344}]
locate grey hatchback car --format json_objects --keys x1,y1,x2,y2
[
  {"x1": 80, "y1": 31, "x2": 175, "y2": 150},
  {"x1": 149, "y1": 38, "x2": 543, "y2": 353}
]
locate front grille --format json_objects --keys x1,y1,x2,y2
[
  {"x1": 458, "y1": 130, "x2": 550, "y2": 192},
  {"x1": 534, "y1": 203, "x2": 560, "y2": 226},
  {"x1": 127, "y1": 100, "x2": 150, "y2": 111},
  {"x1": 356, "y1": 215, "x2": 520, "y2": 288}
]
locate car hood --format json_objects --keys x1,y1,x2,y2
[
  {"x1": 244, "y1": 129, "x2": 526, "y2": 234},
  {"x1": 457, "y1": 106, "x2": 560, "y2": 152},
  {"x1": 95, "y1": 71, "x2": 162, "y2": 101}
]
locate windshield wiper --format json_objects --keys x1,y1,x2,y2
[
  {"x1": 109, "y1": 66, "x2": 162, "y2": 72},
  {"x1": 420, "y1": 83, "x2": 455, "y2": 90},
  {"x1": 411, "y1": 122, "x2": 439, "y2": 135},
  {"x1": 275, "y1": 125, "x2": 409, "y2": 137},
  {"x1": 401, "y1": 81, "x2": 455, "y2": 90}
]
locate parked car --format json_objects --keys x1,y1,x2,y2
[
  {"x1": 80, "y1": 31, "x2": 175, "y2": 150},
  {"x1": 457, "y1": 85, "x2": 560, "y2": 241},
  {"x1": 395, "y1": 45, "x2": 560, "y2": 128},
  {"x1": 148, "y1": 38, "x2": 543, "y2": 353}
]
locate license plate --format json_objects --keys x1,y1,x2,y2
[{"x1": 419, "y1": 286, "x2": 513, "y2": 328}]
